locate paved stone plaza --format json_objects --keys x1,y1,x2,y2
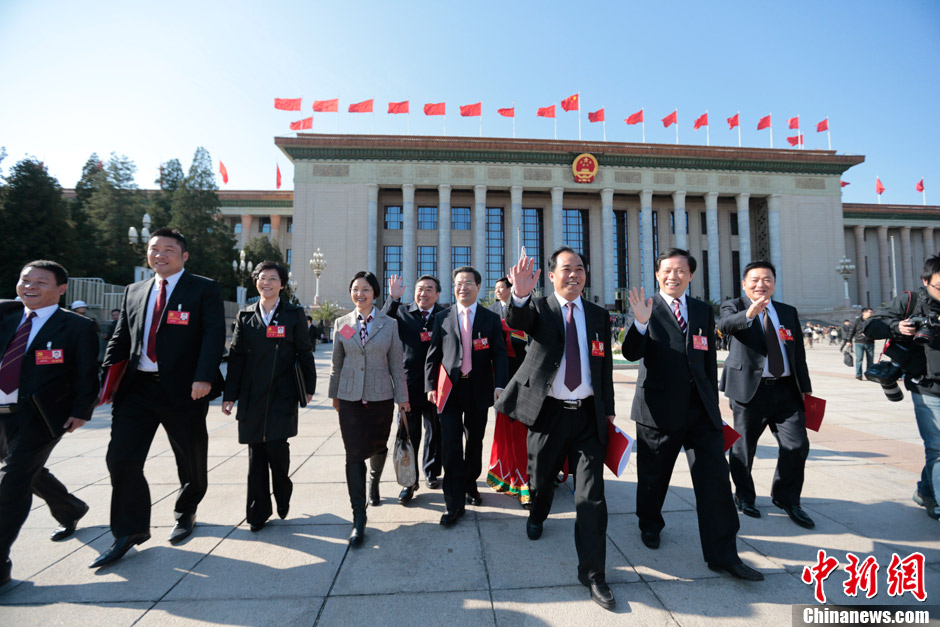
[{"x1": 1, "y1": 343, "x2": 937, "y2": 626}]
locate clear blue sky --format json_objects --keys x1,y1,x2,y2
[{"x1": 1, "y1": 0, "x2": 937, "y2": 205}]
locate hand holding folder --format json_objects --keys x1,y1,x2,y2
[
  {"x1": 98, "y1": 360, "x2": 127, "y2": 406},
  {"x1": 435, "y1": 364, "x2": 452, "y2": 413},
  {"x1": 605, "y1": 421, "x2": 635, "y2": 477}
]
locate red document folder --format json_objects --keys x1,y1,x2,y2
[
  {"x1": 803, "y1": 394, "x2": 826, "y2": 432},
  {"x1": 722, "y1": 421, "x2": 741, "y2": 451},
  {"x1": 435, "y1": 364, "x2": 452, "y2": 413},
  {"x1": 97, "y1": 360, "x2": 127, "y2": 405},
  {"x1": 605, "y1": 421, "x2": 635, "y2": 477}
]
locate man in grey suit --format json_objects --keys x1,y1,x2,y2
[{"x1": 488, "y1": 277, "x2": 512, "y2": 320}]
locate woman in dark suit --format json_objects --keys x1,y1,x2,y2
[
  {"x1": 222, "y1": 261, "x2": 316, "y2": 532},
  {"x1": 329, "y1": 271, "x2": 409, "y2": 546}
]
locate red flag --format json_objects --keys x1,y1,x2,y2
[
  {"x1": 625, "y1": 109, "x2": 644, "y2": 125},
  {"x1": 460, "y1": 102, "x2": 482, "y2": 117},
  {"x1": 388, "y1": 101, "x2": 409, "y2": 114},
  {"x1": 757, "y1": 114, "x2": 772, "y2": 130},
  {"x1": 219, "y1": 162, "x2": 228, "y2": 184},
  {"x1": 817, "y1": 118, "x2": 829, "y2": 132},
  {"x1": 786, "y1": 134, "x2": 804, "y2": 146},
  {"x1": 917, "y1": 179, "x2": 925, "y2": 193},
  {"x1": 788, "y1": 116, "x2": 800, "y2": 129},
  {"x1": 840, "y1": 181, "x2": 850, "y2": 187},
  {"x1": 424, "y1": 102, "x2": 445, "y2": 116},
  {"x1": 588, "y1": 108, "x2": 604, "y2": 123},
  {"x1": 276, "y1": 165, "x2": 282, "y2": 190},
  {"x1": 274, "y1": 98, "x2": 302, "y2": 111},
  {"x1": 876, "y1": 177, "x2": 886, "y2": 195},
  {"x1": 313, "y1": 98, "x2": 338, "y2": 112},
  {"x1": 694, "y1": 112, "x2": 708, "y2": 130},
  {"x1": 537, "y1": 105, "x2": 556, "y2": 118},
  {"x1": 497, "y1": 107, "x2": 515, "y2": 118},
  {"x1": 348, "y1": 99, "x2": 374, "y2": 113},
  {"x1": 662, "y1": 110, "x2": 677, "y2": 127},
  {"x1": 561, "y1": 93, "x2": 579, "y2": 112},
  {"x1": 727, "y1": 113, "x2": 740, "y2": 129},
  {"x1": 289, "y1": 117, "x2": 313, "y2": 130}
]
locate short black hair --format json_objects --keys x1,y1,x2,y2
[
  {"x1": 416, "y1": 274, "x2": 441, "y2": 292},
  {"x1": 251, "y1": 260, "x2": 289, "y2": 284},
  {"x1": 452, "y1": 266, "x2": 482, "y2": 285},
  {"x1": 495, "y1": 277, "x2": 512, "y2": 289},
  {"x1": 111, "y1": 308, "x2": 120, "y2": 314},
  {"x1": 861, "y1": 307, "x2": 873, "y2": 314},
  {"x1": 349, "y1": 271, "x2": 381, "y2": 299},
  {"x1": 743, "y1": 260, "x2": 776, "y2": 279},
  {"x1": 922, "y1": 255, "x2": 940, "y2": 282},
  {"x1": 21, "y1": 260, "x2": 68, "y2": 286},
  {"x1": 548, "y1": 246, "x2": 582, "y2": 272},
  {"x1": 654, "y1": 248, "x2": 697, "y2": 274},
  {"x1": 149, "y1": 227, "x2": 187, "y2": 252},
  {"x1": 306, "y1": 315, "x2": 313, "y2": 322}
]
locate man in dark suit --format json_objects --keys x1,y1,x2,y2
[
  {"x1": 718, "y1": 260, "x2": 814, "y2": 528},
  {"x1": 488, "y1": 277, "x2": 511, "y2": 320},
  {"x1": 624, "y1": 248, "x2": 763, "y2": 582},
  {"x1": 425, "y1": 266, "x2": 507, "y2": 526},
  {"x1": 383, "y1": 274, "x2": 446, "y2": 503},
  {"x1": 92, "y1": 228, "x2": 225, "y2": 568},
  {"x1": 0, "y1": 260, "x2": 99, "y2": 586},
  {"x1": 495, "y1": 247, "x2": 617, "y2": 610},
  {"x1": 489, "y1": 277, "x2": 528, "y2": 376}
]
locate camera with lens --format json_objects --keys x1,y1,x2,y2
[{"x1": 906, "y1": 313, "x2": 940, "y2": 345}]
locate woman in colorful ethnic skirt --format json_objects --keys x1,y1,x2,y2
[
  {"x1": 222, "y1": 261, "x2": 317, "y2": 532},
  {"x1": 329, "y1": 271, "x2": 409, "y2": 546},
  {"x1": 485, "y1": 277, "x2": 533, "y2": 508}
]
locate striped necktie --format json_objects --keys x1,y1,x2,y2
[
  {"x1": 0, "y1": 312, "x2": 37, "y2": 394},
  {"x1": 672, "y1": 298, "x2": 687, "y2": 333}
]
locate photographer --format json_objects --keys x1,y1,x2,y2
[
  {"x1": 841, "y1": 308, "x2": 875, "y2": 381},
  {"x1": 867, "y1": 255, "x2": 940, "y2": 522}
]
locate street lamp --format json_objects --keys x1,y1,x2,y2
[
  {"x1": 835, "y1": 257, "x2": 856, "y2": 308},
  {"x1": 128, "y1": 213, "x2": 154, "y2": 282},
  {"x1": 233, "y1": 249, "x2": 254, "y2": 307},
  {"x1": 309, "y1": 248, "x2": 327, "y2": 305}
]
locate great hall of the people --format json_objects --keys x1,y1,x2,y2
[{"x1": 211, "y1": 133, "x2": 937, "y2": 313}]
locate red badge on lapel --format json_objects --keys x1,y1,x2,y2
[
  {"x1": 420, "y1": 331, "x2": 432, "y2": 342},
  {"x1": 692, "y1": 335, "x2": 708, "y2": 351},
  {"x1": 778, "y1": 327, "x2": 794, "y2": 341},
  {"x1": 472, "y1": 337, "x2": 489, "y2": 351},
  {"x1": 167, "y1": 310, "x2": 190, "y2": 325},
  {"x1": 266, "y1": 325, "x2": 286, "y2": 338},
  {"x1": 338, "y1": 324, "x2": 356, "y2": 340},
  {"x1": 35, "y1": 349, "x2": 64, "y2": 365},
  {"x1": 591, "y1": 340, "x2": 605, "y2": 357}
]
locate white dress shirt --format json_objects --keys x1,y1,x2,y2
[
  {"x1": 139, "y1": 269, "x2": 185, "y2": 372},
  {"x1": 259, "y1": 298, "x2": 281, "y2": 326},
  {"x1": 633, "y1": 291, "x2": 688, "y2": 336},
  {"x1": 746, "y1": 300, "x2": 792, "y2": 378},
  {"x1": 0, "y1": 303, "x2": 60, "y2": 404},
  {"x1": 548, "y1": 292, "x2": 594, "y2": 400}
]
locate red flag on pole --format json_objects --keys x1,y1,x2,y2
[
  {"x1": 424, "y1": 102, "x2": 445, "y2": 116},
  {"x1": 817, "y1": 118, "x2": 829, "y2": 132},
  {"x1": 662, "y1": 110, "x2": 677, "y2": 127},
  {"x1": 289, "y1": 117, "x2": 313, "y2": 130},
  {"x1": 219, "y1": 162, "x2": 228, "y2": 184},
  {"x1": 626, "y1": 109, "x2": 644, "y2": 125},
  {"x1": 561, "y1": 94, "x2": 579, "y2": 112},
  {"x1": 727, "y1": 113, "x2": 740, "y2": 129},
  {"x1": 786, "y1": 134, "x2": 804, "y2": 146},
  {"x1": 276, "y1": 165, "x2": 282, "y2": 190},
  {"x1": 537, "y1": 105, "x2": 556, "y2": 118},
  {"x1": 876, "y1": 177, "x2": 886, "y2": 195},
  {"x1": 497, "y1": 107, "x2": 515, "y2": 118},
  {"x1": 840, "y1": 181, "x2": 850, "y2": 187},
  {"x1": 388, "y1": 101, "x2": 410, "y2": 114},
  {"x1": 348, "y1": 99, "x2": 374, "y2": 113},
  {"x1": 694, "y1": 112, "x2": 708, "y2": 130},
  {"x1": 757, "y1": 115, "x2": 772, "y2": 130},
  {"x1": 588, "y1": 108, "x2": 604, "y2": 123},
  {"x1": 917, "y1": 179, "x2": 925, "y2": 192},
  {"x1": 460, "y1": 102, "x2": 482, "y2": 117},
  {"x1": 788, "y1": 116, "x2": 800, "y2": 129},
  {"x1": 313, "y1": 98, "x2": 338, "y2": 112},
  {"x1": 274, "y1": 98, "x2": 302, "y2": 111}
]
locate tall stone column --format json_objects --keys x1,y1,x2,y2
[
  {"x1": 672, "y1": 191, "x2": 687, "y2": 250},
  {"x1": 877, "y1": 225, "x2": 890, "y2": 304},
  {"x1": 735, "y1": 193, "x2": 751, "y2": 271},
  {"x1": 768, "y1": 193, "x2": 784, "y2": 301},
  {"x1": 640, "y1": 190, "x2": 654, "y2": 293},
  {"x1": 474, "y1": 184, "x2": 487, "y2": 274},
  {"x1": 510, "y1": 185, "x2": 523, "y2": 260},
  {"x1": 367, "y1": 184, "x2": 379, "y2": 273},
  {"x1": 601, "y1": 188, "x2": 615, "y2": 307},
  {"x1": 240, "y1": 214, "x2": 252, "y2": 247},
  {"x1": 270, "y1": 215, "x2": 282, "y2": 246},
  {"x1": 402, "y1": 183, "x2": 416, "y2": 301},
  {"x1": 925, "y1": 227, "x2": 935, "y2": 255},
  {"x1": 900, "y1": 226, "x2": 914, "y2": 291},
  {"x1": 853, "y1": 225, "x2": 868, "y2": 307},
  {"x1": 551, "y1": 186, "x2": 564, "y2": 251},
  {"x1": 438, "y1": 184, "x2": 452, "y2": 297},
  {"x1": 705, "y1": 191, "x2": 721, "y2": 302}
]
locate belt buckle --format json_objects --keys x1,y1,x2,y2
[
  {"x1": 562, "y1": 399, "x2": 581, "y2": 410},
  {"x1": 0, "y1": 404, "x2": 16, "y2": 414},
  {"x1": 460, "y1": 373, "x2": 470, "y2": 379}
]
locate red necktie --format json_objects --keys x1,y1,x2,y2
[
  {"x1": 0, "y1": 312, "x2": 37, "y2": 394},
  {"x1": 146, "y1": 280, "x2": 168, "y2": 363},
  {"x1": 564, "y1": 303, "x2": 581, "y2": 392},
  {"x1": 673, "y1": 298, "x2": 687, "y2": 333}
]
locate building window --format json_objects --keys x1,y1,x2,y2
[
  {"x1": 452, "y1": 207, "x2": 471, "y2": 230},
  {"x1": 485, "y1": 207, "x2": 505, "y2": 291},
  {"x1": 287, "y1": 217, "x2": 293, "y2": 233},
  {"x1": 452, "y1": 246, "x2": 471, "y2": 269},
  {"x1": 384, "y1": 205, "x2": 403, "y2": 230},
  {"x1": 383, "y1": 246, "x2": 403, "y2": 288},
  {"x1": 563, "y1": 209, "x2": 591, "y2": 288},
  {"x1": 286, "y1": 249, "x2": 292, "y2": 269},
  {"x1": 702, "y1": 249, "x2": 710, "y2": 298},
  {"x1": 652, "y1": 211, "x2": 660, "y2": 262},
  {"x1": 417, "y1": 246, "x2": 437, "y2": 277},
  {"x1": 730, "y1": 212, "x2": 739, "y2": 236},
  {"x1": 669, "y1": 211, "x2": 675, "y2": 235},
  {"x1": 234, "y1": 221, "x2": 242, "y2": 234},
  {"x1": 417, "y1": 206, "x2": 438, "y2": 230},
  {"x1": 700, "y1": 213, "x2": 707, "y2": 235},
  {"x1": 613, "y1": 210, "x2": 628, "y2": 291},
  {"x1": 731, "y1": 250, "x2": 740, "y2": 297},
  {"x1": 522, "y1": 208, "x2": 545, "y2": 289},
  {"x1": 259, "y1": 217, "x2": 271, "y2": 234}
]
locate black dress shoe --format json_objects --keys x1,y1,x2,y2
[
  {"x1": 708, "y1": 562, "x2": 765, "y2": 581},
  {"x1": 398, "y1": 484, "x2": 416, "y2": 504},
  {"x1": 89, "y1": 533, "x2": 151, "y2": 568},
  {"x1": 277, "y1": 506, "x2": 289, "y2": 520},
  {"x1": 526, "y1": 518, "x2": 543, "y2": 540},
  {"x1": 439, "y1": 508, "x2": 466, "y2": 527},
  {"x1": 578, "y1": 575, "x2": 616, "y2": 610},
  {"x1": 734, "y1": 495, "x2": 761, "y2": 519},
  {"x1": 466, "y1": 489, "x2": 482, "y2": 506},
  {"x1": 168, "y1": 514, "x2": 195, "y2": 544},
  {"x1": 426, "y1": 476, "x2": 440, "y2": 490},
  {"x1": 640, "y1": 530, "x2": 660, "y2": 549},
  {"x1": 50, "y1": 501, "x2": 90, "y2": 542},
  {"x1": 772, "y1": 499, "x2": 815, "y2": 529},
  {"x1": 250, "y1": 521, "x2": 265, "y2": 532}
]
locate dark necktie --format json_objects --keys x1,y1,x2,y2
[
  {"x1": 421, "y1": 310, "x2": 430, "y2": 326},
  {"x1": 146, "y1": 279, "x2": 168, "y2": 363},
  {"x1": 0, "y1": 312, "x2": 37, "y2": 394},
  {"x1": 763, "y1": 311, "x2": 785, "y2": 378},
  {"x1": 564, "y1": 302, "x2": 581, "y2": 392}
]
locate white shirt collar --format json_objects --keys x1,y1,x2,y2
[
  {"x1": 456, "y1": 301, "x2": 478, "y2": 316},
  {"x1": 660, "y1": 291, "x2": 687, "y2": 307},
  {"x1": 357, "y1": 306, "x2": 377, "y2": 321},
  {"x1": 553, "y1": 292, "x2": 584, "y2": 311},
  {"x1": 23, "y1": 303, "x2": 59, "y2": 322},
  {"x1": 154, "y1": 268, "x2": 185, "y2": 288}
]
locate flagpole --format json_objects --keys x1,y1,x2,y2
[
  {"x1": 577, "y1": 91, "x2": 582, "y2": 141},
  {"x1": 675, "y1": 107, "x2": 679, "y2": 145},
  {"x1": 602, "y1": 104, "x2": 606, "y2": 141},
  {"x1": 769, "y1": 113, "x2": 773, "y2": 149},
  {"x1": 705, "y1": 109, "x2": 710, "y2": 146},
  {"x1": 827, "y1": 117, "x2": 831, "y2": 150},
  {"x1": 737, "y1": 110, "x2": 741, "y2": 147}
]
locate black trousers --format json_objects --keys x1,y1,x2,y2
[
  {"x1": 404, "y1": 396, "x2": 442, "y2": 483},
  {"x1": 438, "y1": 377, "x2": 488, "y2": 513},
  {"x1": 246, "y1": 439, "x2": 291, "y2": 525},
  {"x1": 527, "y1": 397, "x2": 607, "y2": 583},
  {"x1": 106, "y1": 375, "x2": 209, "y2": 536},
  {"x1": 636, "y1": 395, "x2": 741, "y2": 566},
  {"x1": 729, "y1": 378, "x2": 808, "y2": 506},
  {"x1": 0, "y1": 415, "x2": 84, "y2": 563}
]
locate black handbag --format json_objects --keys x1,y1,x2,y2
[
  {"x1": 843, "y1": 350, "x2": 854, "y2": 368},
  {"x1": 864, "y1": 361, "x2": 902, "y2": 385}
]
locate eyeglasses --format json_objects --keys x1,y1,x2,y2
[
  {"x1": 454, "y1": 282, "x2": 478, "y2": 289},
  {"x1": 928, "y1": 283, "x2": 940, "y2": 291}
]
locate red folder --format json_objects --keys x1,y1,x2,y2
[
  {"x1": 435, "y1": 364, "x2": 452, "y2": 413},
  {"x1": 98, "y1": 360, "x2": 128, "y2": 405},
  {"x1": 803, "y1": 394, "x2": 826, "y2": 432},
  {"x1": 605, "y1": 421, "x2": 635, "y2": 477},
  {"x1": 722, "y1": 421, "x2": 741, "y2": 451}
]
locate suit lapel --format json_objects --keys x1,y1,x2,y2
[
  {"x1": 0, "y1": 308, "x2": 24, "y2": 356},
  {"x1": 546, "y1": 294, "x2": 565, "y2": 340},
  {"x1": 163, "y1": 271, "x2": 191, "y2": 322},
  {"x1": 26, "y1": 308, "x2": 66, "y2": 353}
]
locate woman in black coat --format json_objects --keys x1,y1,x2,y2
[{"x1": 222, "y1": 261, "x2": 317, "y2": 532}]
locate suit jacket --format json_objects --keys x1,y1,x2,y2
[
  {"x1": 382, "y1": 299, "x2": 446, "y2": 399},
  {"x1": 718, "y1": 297, "x2": 812, "y2": 405},
  {"x1": 623, "y1": 294, "x2": 720, "y2": 432},
  {"x1": 494, "y1": 295, "x2": 614, "y2": 445},
  {"x1": 0, "y1": 302, "x2": 99, "y2": 435},
  {"x1": 488, "y1": 300, "x2": 507, "y2": 320},
  {"x1": 489, "y1": 300, "x2": 529, "y2": 377},
  {"x1": 103, "y1": 271, "x2": 226, "y2": 408},
  {"x1": 223, "y1": 300, "x2": 317, "y2": 444},
  {"x1": 424, "y1": 303, "x2": 508, "y2": 410},
  {"x1": 328, "y1": 309, "x2": 407, "y2": 403}
]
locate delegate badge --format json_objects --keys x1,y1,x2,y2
[
  {"x1": 166, "y1": 310, "x2": 190, "y2": 325},
  {"x1": 472, "y1": 337, "x2": 489, "y2": 351},
  {"x1": 778, "y1": 327, "x2": 794, "y2": 341},
  {"x1": 591, "y1": 340, "x2": 605, "y2": 357},
  {"x1": 35, "y1": 349, "x2": 64, "y2": 365},
  {"x1": 692, "y1": 335, "x2": 708, "y2": 351},
  {"x1": 420, "y1": 331, "x2": 432, "y2": 342},
  {"x1": 267, "y1": 325, "x2": 286, "y2": 338}
]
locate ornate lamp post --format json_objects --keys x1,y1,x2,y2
[
  {"x1": 232, "y1": 249, "x2": 254, "y2": 307},
  {"x1": 309, "y1": 248, "x2": 327, "y2": 305},
  {"x1": 128, "y1": 213, "x2": 154, "y2": 282},
  {"x1": 287, "y1": 271, "x2": 299, "y2": 305},
  {"x1": 835, "y1": 257, "x2": 856, "y2": 308}
]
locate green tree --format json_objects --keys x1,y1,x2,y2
[
  {"x1": 69, "y1": 154, "x2": 106, "y2": 277},
  {"x1": 152, "y1": 158, "x2": 183, "y2": 228}
]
